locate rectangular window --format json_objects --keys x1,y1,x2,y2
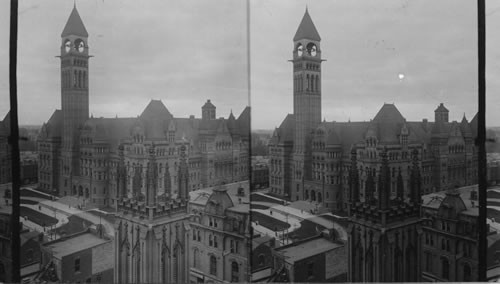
[
  {"x1": 75, "y1": 257, "x2": 81, "y2": 272},
  {"x1": 307, "y1": 262, "x2": 314, "y2": 278}
]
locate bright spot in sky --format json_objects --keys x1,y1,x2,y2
[{"x1": 398, "y1": 73, "x2": 405, "y2": 80}]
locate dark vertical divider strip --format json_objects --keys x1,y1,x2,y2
[
  {"x1": 9, "y1": 0, "x2": 20, "y2": 282},
  {"x1": 478, "y1": 0, "x2": 486, "y2": 281}
]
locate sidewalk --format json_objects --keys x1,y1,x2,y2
[{"x1": 39, "y1": 199, "x2": 115, "y2": 238}]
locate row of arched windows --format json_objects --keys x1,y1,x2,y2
[
  {"x1": 294, "y1": 74, "x2": 320, "y2": 92},
  {"x1": 61, "y1": 70, "x2": 86, "y2": 89}
]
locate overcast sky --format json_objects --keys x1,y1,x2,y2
[
  {"x1": 251, "y1": 0, "x2": 500, "y2": 129},
  {"x1": 1, "y1": 1, "x2": 500, "y2": 128},
  {"x1": 0, "y1": 0, "x2": 248, "y2": 125}
]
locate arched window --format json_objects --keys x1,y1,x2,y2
[
  {"x1": 83, "y1": 71, "x2": 86, "y2": 88},
  {"x1": 316, "y1": 75, "x2": 319, "y2": 92},
  {"x1": 231, "y1": 261, "x2": 239, "y2": 282},
  {"x1": 463, "y1": 263, "x2": 471, "y2": 281},
  {"x1": 209, "y1": 235, "x2": 213, "y2": 246},
  {"x1": 193, "y1": 248, "x2": 199, "y2": 268},
  {"x1": 441, "y1": 257, "x2": 449, "y2": 280},
  {"x1": 318, "y1": 192, "x2": 322, "y2": 203},
  {"x1": 73, "y1": 70, "x2": 77, "y2": 87},
  {"x1": 258, "y1": 254, "x2": 265, "y2": 266},
  {"x1": 78, "y1": 70, "x2": 82, "y2": 88},
  {"x1": 311, "y1": 190, "x2": 316, "y2": 201},
  {"x1": 210, "y1": 255, "x2": 217, "y2": 276}
]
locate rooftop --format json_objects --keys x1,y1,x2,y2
[
  {"x1": 189, "y1": 180, "x2": 250, "y2": 208},
  {"x1": 421, "y1": 184, "x2": 479, "y2": 216},
  {"x1": 275, "y1": 236, "x2": 342, "y2": 263},
  {"x1": 43, "y1": 232, "x2": 109, "y2": 259}
]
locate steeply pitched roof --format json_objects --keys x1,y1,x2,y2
[
  {"x1": 373, "y1": 103, "x2": 405, "y2": 123},
  {"x1": 435, "y1": 103, "x2": 449, "y2": 113},
  {"x1": 40, "y1": 110, "x2": 63, "y2": 139},
  {"x1": 0, "y1": 111, "x2": 10, "y2": 137},
  {"x1": 61, "y1": 6, "x2": 88, "y2": 37},
  {"x1": 271, "y1": 114, "x2": 295, "y2": 145},
  {"x1": 293, "y1": 8, "x2": 321, "y2": 41},
  {"x1": 202, "y1": 99, "x2": 216, "y2": 109},
  {"x1": 140, "y1": 100, "x2": 172, "y2": 121}
]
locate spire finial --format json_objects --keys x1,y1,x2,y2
[
  {"x1": 74, "y1": 0, "x2": 76, "y2": 9},
  {"x1": 306, "y1": 5, "x2": 308, "y2": 12}
]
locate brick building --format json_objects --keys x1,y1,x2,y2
[
  {"x1": 271, "y1": 234, "x2": 347, "y2": 283},
  {"x1": 36, "y1": 229, "x2": 113, "y2": 283}
]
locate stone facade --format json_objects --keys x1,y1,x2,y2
[
  {"x1": 268, "y1": 9, "x2": 478, "y2": 215},
  {"x1": 37, "y1": 6, "x2": 250, "y2": 208},
  {"x1": 420, "y1": 187, "x2": 479, "y2": 281},
  {"x1": 188, "y1": 182, "x2": 250, "y2": 283}
]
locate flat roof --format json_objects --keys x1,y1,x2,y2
[
  {"x1": 44, "y1": 232, "x2": 109, "y2": 259},
  {"x1": 275, "y1": 237, "x2": 342, "y2": 263}
]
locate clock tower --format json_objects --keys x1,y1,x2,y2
[
  {"x1": 59, "y1": 4, "x2": 90, "y2": 195},
  {"x1": 291, "y1": 8, "x2": 323, "y2": 200}
]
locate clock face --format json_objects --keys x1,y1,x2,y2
[
  {"x1": 74, "y1": 39, "x2": 85, "y2": 53},
  {"x1": 64, "y1": 40, "x2": 71, "y2": 53},
  {"x1": 297, "y1": 44, "x2": 303, "y2": 56},
  {"x1": 307, "y1": 43, "x2": 317, "y2": 57}
]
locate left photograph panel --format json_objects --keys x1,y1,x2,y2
[
  {"x1": 1, "y1": 1, "x2": 13, "y2": 282},
  {"x1": 17, "y1": 1, "x2": 250, "y2": 283}
]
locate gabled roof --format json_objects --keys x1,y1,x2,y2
[
  {"x1": 61, "y1": 6, "x2": 88, "y2": 37},
  {"x1": 293, "y1": 8, "x2": 321, "y2": 41}
]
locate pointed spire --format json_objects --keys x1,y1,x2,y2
[
  {"x1": 61, "y1": 4, "x2": 88, "y2": 37},
  {"x1": 293, "y1": 7, "x2": 321, "y2": 41}
]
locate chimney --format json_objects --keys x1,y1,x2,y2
[{"x1": 422, "y1": 118, "x2": 428, "y2": 129}]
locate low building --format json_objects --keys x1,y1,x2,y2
[
  {"x1": 487, "y1": 233, "x2": 500, "y2": 281},
  {"x1": 271, "y1": 234, "x2": 347, "y2": 283},
  {"x1": 0, "y1": 211, "x2": 11, "y2": 283},
  {"x1": 421, "y1": 185, "x2": 479, "y2": 282},
  {"x1": 188, "y1": 181, "x2": 250, "y2": 283},
  {"x1": 20, "y1": 228, "x2": 44, "y2": 281},
  {"x1": 251, "y1": 235, "x2": 275, "y2": 282},
  {"x1": 36, "y1": 229, "x2": 113, "y2": 283}
]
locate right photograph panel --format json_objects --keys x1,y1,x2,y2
[{"x1": 250, "y1": 0, "x2": 480, "y2": 282}]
